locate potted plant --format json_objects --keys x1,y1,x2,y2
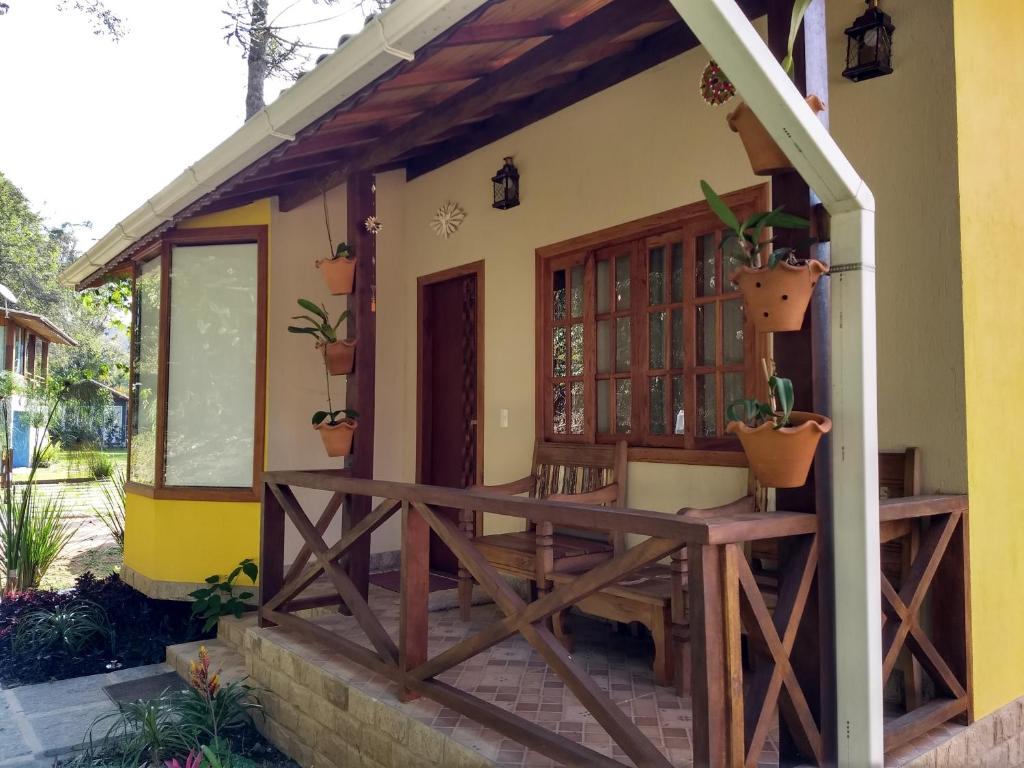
[
  {"x1": 706, "y1": 1, "x2": 825, "y2": 176},
  {"x1": 702, "y1": 180, "x2": 827, "y2": 333},
  {"x1": 287, "y1": 299, "x2": 355, "y2": 375},
  {"x1": 316, "y1": 242, "x2": 356, "y2": 295},
  {"x1": 726, "y1": 365, "x2": 830, "y2": 488},
  {"x1": 314, "y1": 407, "x2": 359, "y2": 458}
]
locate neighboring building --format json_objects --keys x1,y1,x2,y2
[
  {"x1": 74, "y1": 379, "x2": 129, "y2": 449},
  {"x1": 0, "y1": 309, "x2": 77, "y2": 467},
  {"x1": 58, "y1": 1, "x2": 1023, "y2": 766}
]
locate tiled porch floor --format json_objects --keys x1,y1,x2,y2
[{"x1": 259, "y1": 584, "x2": 777, "y2": 767}]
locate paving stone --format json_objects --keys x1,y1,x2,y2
[
  {"x1": 0, "y1": 699, "x2": 33, "y2": 763},
  {"x1": 10, "y1": 672, "x2": 112, "y2": 713},
  {"x1": 29, "y1": 702, "x2": 115, "y2": 756}
]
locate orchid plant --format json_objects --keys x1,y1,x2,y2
[
  {"x1": 287, "y1": 299, "x2": 350, "y2": 346},
  {"x1": 726, "y1": 370, "x2": 795, "y2": 429}
]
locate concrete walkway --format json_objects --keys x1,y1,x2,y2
[{"x1": 0, "y1": 662, "x2": 173, "y2": 768}]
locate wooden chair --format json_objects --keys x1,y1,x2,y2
[{"x1": 458, "y1": 441, "x2": 628, "y2": 630}]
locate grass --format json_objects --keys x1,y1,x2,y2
[{"x1": 12, "y1": 449, "x2": 127, "y2": 483}]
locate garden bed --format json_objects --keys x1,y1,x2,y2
[{"x1": 0, "y1": 572, "x2": 213, "y2": 687}]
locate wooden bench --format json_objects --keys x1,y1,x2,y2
[{"x1": 458, "y1": 441, "x2": 628, "y2": 631}]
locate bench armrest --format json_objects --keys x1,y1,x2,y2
[
  {"x1": 468, "y1": 475, "x2": 536, "y2": 496},
  {"x1": 547, "y1": 482, "x2": 620, "y2": 506}
]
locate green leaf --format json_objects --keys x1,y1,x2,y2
[
  {"x1": 297, "y1": 298, "x2": 328, "y2": 322},
  {"x1": 241, "y1": 560, "x2": 258, "y2": 582},
  {"x1": 726, "y1": 398, "x2": 756, "y2": 424},
  {"x1": 763, "y1": 211, "x2": 810, "y2": 230},
  {"x1": 784, "y1": 0, "x2": 815, "y2": 77},
  {"x1": 700, "y1": 180, "x2": 740, "y2": 232},
  {"x1": 287, "y1": 326, "x2": 319, "y2": 337},
  {"x1": 203, "y1": 616, "x2": 219, "y2": 633},
  {"x1": 228, "y1": 566, "x2": 242, "y2": 583},
  {"x1": 770, "y1": 375, "x2": 795, "y2": 426},
  {"x1": 205, "y1": 575, "x2": 220, "y2": 584},
  {"x1": 188, "y1": 588, "x2": 210, "y2": 599},
  {"x1": 237, "y1": 592, "x2": 254, "y2": 600},
  {"x1": 312, "y1": 410, "x2": 330, "y2": 426},
  {"x1": 232, "y1": 603, "x2": 244, "y2": 619}
]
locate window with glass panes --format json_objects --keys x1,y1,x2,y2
[{"x1": 537, "y1": 186, "x2": 765, "y2": 459}]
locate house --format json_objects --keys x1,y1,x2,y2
[
  {"x1": 0, "y1": 308, "x2": 77, "y2": 468},
  {"x1": 71, "y1": 379, "x2": 129, "y2": 449},
  {"x1": 59, "y1": 0, "x2": 1018, "y2": 766}
]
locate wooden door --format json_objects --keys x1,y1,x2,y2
[{"x1": 417, "y1": 263, "x2": 483, "y2": 574}]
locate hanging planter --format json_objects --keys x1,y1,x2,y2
[
  {"x1": 727, "y1": 95, "x2": 826, "y2": 176},
  {"x1": 731, "y1": 259, "x2": 828, "y2": 333},
  {"x1": 315, "y1": 415, "x2": 358, "y2": 458},
  {"x1": 702, "y1": 180, "x2": 827, "y2": 333},
  {"x1": 321, "y1": 339, "x2": 357, "y2": 376},
  {"x1": 726, "y1": 370, "x2": 830, "y2": 489},
  {"x1": 316, "y1": 243, "x2": 356, "y2": 295}
]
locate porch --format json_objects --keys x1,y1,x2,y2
[{"x1": 253, "y1": 472, "x2": 970, "y2": 767}]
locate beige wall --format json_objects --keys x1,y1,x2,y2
[{"x1": 827, "y1": 0, "x2": 966, "y2": 492}]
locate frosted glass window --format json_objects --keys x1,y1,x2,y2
[
  {"x1": 130, "y1": 258, "x2": 161, "y2": 485},
  {"x1": 164, "y1": 244, "x2": 258, "y2": 488}
]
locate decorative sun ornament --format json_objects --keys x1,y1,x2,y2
[
  {"x1": 430, "y1": 201, "x2": 466, "y2": 239},
  {"x1": 700, "y1": 60, "x2": 735, "y2": 106},
  {"x1": 364, "y1": 215, "x2": 383, "y2": 235}
]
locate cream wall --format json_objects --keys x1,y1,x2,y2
[{"x1": 827, "y1": 0, "x2": 966, "y2": 493}]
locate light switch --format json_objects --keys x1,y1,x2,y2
[{"x1": 499, "y1": 409, "x2": 509, "y2": 428}]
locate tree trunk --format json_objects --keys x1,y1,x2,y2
[{"x1": 245, "y1": 0, "x2": 270, "y2": 121}]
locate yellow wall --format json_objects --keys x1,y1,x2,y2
[
  {"x1": 123, "y1": 199, "x2": 270, "y2": 587},
  {"x1": 124, "y1": 492, "x2": 260, "y2": 583},
  {"x1": 953, "y1": 0, "x2": 1024, "y2": 719}
]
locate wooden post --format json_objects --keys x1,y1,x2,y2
[
  {"x1": 26, "y1": 334, "x2": 35, "y2": 378},
  {"x1": 40, "y1": 342, "x2": 49, "y2": 380},
  {"x1": 399, "y1": 500, "x2": 429, "y2": 700},
  {"x1": 259, "y1": 482, "x2": 285, "y2": 628},
  {"x1": 345, "y1": 172, "x2": 377, "y2": 600},
  {"x1": 767, "y1": 1, "x2": 835, "y2": 763}
]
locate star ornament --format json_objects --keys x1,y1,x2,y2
[
  {"x1": 430, "y1": 201, "x2": 466, "y2": 239},
  {"x1": 364, "y1": 216, "x2": 383, "y2": 235}
]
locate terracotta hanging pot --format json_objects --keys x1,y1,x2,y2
[
  {"x1": 727, "y1": 95, "x2": 826, "y2": 176},
  {"x1": 731, "y1": 259, "x2": 828, "y2": 333},
  {"x1": 316, "y1": 418, "x2": 357, "y2": 458},
  {"x1": 727, "y1": 411, "x2": 831, "y2": 489},
  {"x1": 316, "y1": 255, "x2": 356, "y2": 295},
  {"x1": 321, "y1": 339, "x2": 356, "y2": 376}
]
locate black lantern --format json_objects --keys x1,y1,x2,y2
[
  {"x1": 842, "y1": 0, "x2": 895, "y2": 82},
  {"x1": 491, "y1": 157, "x2": 520, "y2": 210}
]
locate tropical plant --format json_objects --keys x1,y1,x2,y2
[
  {"x1": 701, "y1": 180, "x2": 810, "y2": 270},
  {"x1": 96, "y1": 466, "x2": 126, "y2": 553},
  {"x1": 287, "y1": 298, "x2": 350, "y2": 345},
  {"x1": 327, "y1": 241, "x2": 352, "y2": 261},
  {"x1": 86, "y1": 450, "x2": 115, "y2": 479},
  {"x1": 165, "y1": 750, "x2": 205, "y2": 768},
  {"x1": 13, "y1": 599, "x2": 112, "y2": 657},
  {"x1": 178, "y1": 646, "x2": 261, "y2": 744},
  {"x1": 726, "y1": 369, "x2": 795, "y2": 429},
  {"x1": 80, "y1": 696, "x2": 200, "y2": 768},
  {"x1": 189, "y1": 560, "x2": 258, "y2": 632}
]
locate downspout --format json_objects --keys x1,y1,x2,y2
[{"x1": 664, "y1": 1, "x2": 882, "y2": 766}]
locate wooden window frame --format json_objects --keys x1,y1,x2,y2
[
  {"x1": 125, "y1": 226, "x2": 268, "y2": 503},
  {"x1": 535, "y1": 185, "x2": 768, "y2": 468}
]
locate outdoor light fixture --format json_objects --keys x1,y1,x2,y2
[
  {"x1": 491, "y1": 157, "x2": 520, "y2": 210},
  {"x1": 842, "y1": 0, "x2": 895, "y2": 82}
]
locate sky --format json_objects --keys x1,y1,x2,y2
[{"x1": 0, "y1": 0, "x2": 370, "y2": 250}]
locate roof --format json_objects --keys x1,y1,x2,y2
[
  {"x1": 3, "y1": 309, "x2": 77, "y2": 346},
  {"x1": 61, "y1": 0, "x2": 765, "y2": 290}
]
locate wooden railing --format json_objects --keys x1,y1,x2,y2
[{"x1": 258, "y1": 471, "x2": 969, "y2": 767}]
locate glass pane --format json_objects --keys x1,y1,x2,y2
[
  {"x1": 570, "y1": 381, "x2": 585, "y2": 435},
  {"x1": 723, "y1": 299, "x2": 745, "y2": 364},
  {"x1": 723, "y1": 230, "x2": 744, "y2": 289},
  {"x1": 615, "y1": 317, "x2": 631, "y2": 373},
  {"x1": 553, "y1": 383, "x2": 566, "y2": 434},
  {"x1": 615, "y1": 379, "x2": 632, "y2": 434},
  {"x1": 696, "y1": 234, "x2": 717, "y2": 297},
  {"x1": 670, "y1": 308, "x2": 684, "y2": 369},
  {"x1": 724, "y1": 373, "x2": 745, "y2": 421},
  {"x1": 649, "y1": 311, "x2": 666, "y2": 370},
  {"x1": 670, "y1": 243, "x2": 684, "y2": 303},
  {"x1": 615, "y1": 256, "x2": 631, "y2": 309},
  {"x1": 649, "y1": 376, "x2": 667, "y2": 435},
  {"x1": 696, "y1": 304, "x2": 716, "y2": 367},
  {"x1": 552, "y1": 327, "x2": 566, "y2": 377},
  {"x1": 597, "y1": 380, "x2": 610, "y2": 434},
  {"x1": 570, "y1": 264, "x2": 584, "y2": 318},
  {"x1": 697, "y1": 374, "x2": 717, "y2": 437},
  {"x1": 165, "y1": 244, "x2": 258, "y2": 488},
  {"x1": 130, "y1": 258, "x2": 162, "y2": 485},
  {"x1": 648, "y1": 246, "x2": 664, "y2": 306},
  {"x1": 597, "y1": 320, "x2": 611, "y2": 374},
  {"x1": 553, "y1": 269, "x2": 566, "y2": 320},
  {"x1": 570, "y1": 323, "x2": 584, "y2": 376},
  {"x1": 597, "y1": 260, "x2": 610, "y2": 314},
  {"x1": 672, "y1": 375, "x2": 685, "y2": 435}
]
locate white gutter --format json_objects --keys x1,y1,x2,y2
[
  {"x1": 59, "y1": 0, "x2": 489, "y2": 288},
  {"x1": 665, "y1": 1, "x2": 882, "y2": 766}
]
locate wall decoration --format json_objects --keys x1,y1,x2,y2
[
  {"x1": 364, "y1": 215, "x2": 383, "y2": 235},
  {"x1": 700, "y1": 60, "x2": 735, "y2": 106},
  {"x1": 430, "y1": 201, "x2": 467, "y2": 239}
]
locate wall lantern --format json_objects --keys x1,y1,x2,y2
[
  {"x1": 491, "y1": 157, "x2": 520, "y2": 210},
  {"x1": 842, "y1": 0, "x2": 895, "y2": 82}
]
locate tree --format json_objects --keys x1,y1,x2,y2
[
  {"x1": 224, "y1": 0, "x2": 395, "y2": 120},
  {"x1": 0, "y1": 1, "x2": 126, "y2": 39}
]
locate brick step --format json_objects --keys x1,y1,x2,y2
[{"x1": 166, "y1": 638, "x2": 248, "y2": 685}]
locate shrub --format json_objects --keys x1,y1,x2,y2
[
  {"x1": 189, "y1": 559, "x2": 258, "y2": 632},
  {"x1": 86, "y1": 451, "x2": 115, "y2": 480},
  {"x1": 13, "y1": 599, "x2": 113, "y2": 658},
  {"x1": 96, "y1": 467, "x2": 126, "y2": 553},
  {"x1": 80, "y1": 696, "x2": 200, "y2": 768},
  {"x1": 1, "y1": 484, "x2": 76, "y2": 591},
  {"x1": 178, "y1": 646, "x2": 261, "y2": 743}
]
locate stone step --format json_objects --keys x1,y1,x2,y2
[{"x1": 166, "y1": 638, "x2": 248, "y2": 686}]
